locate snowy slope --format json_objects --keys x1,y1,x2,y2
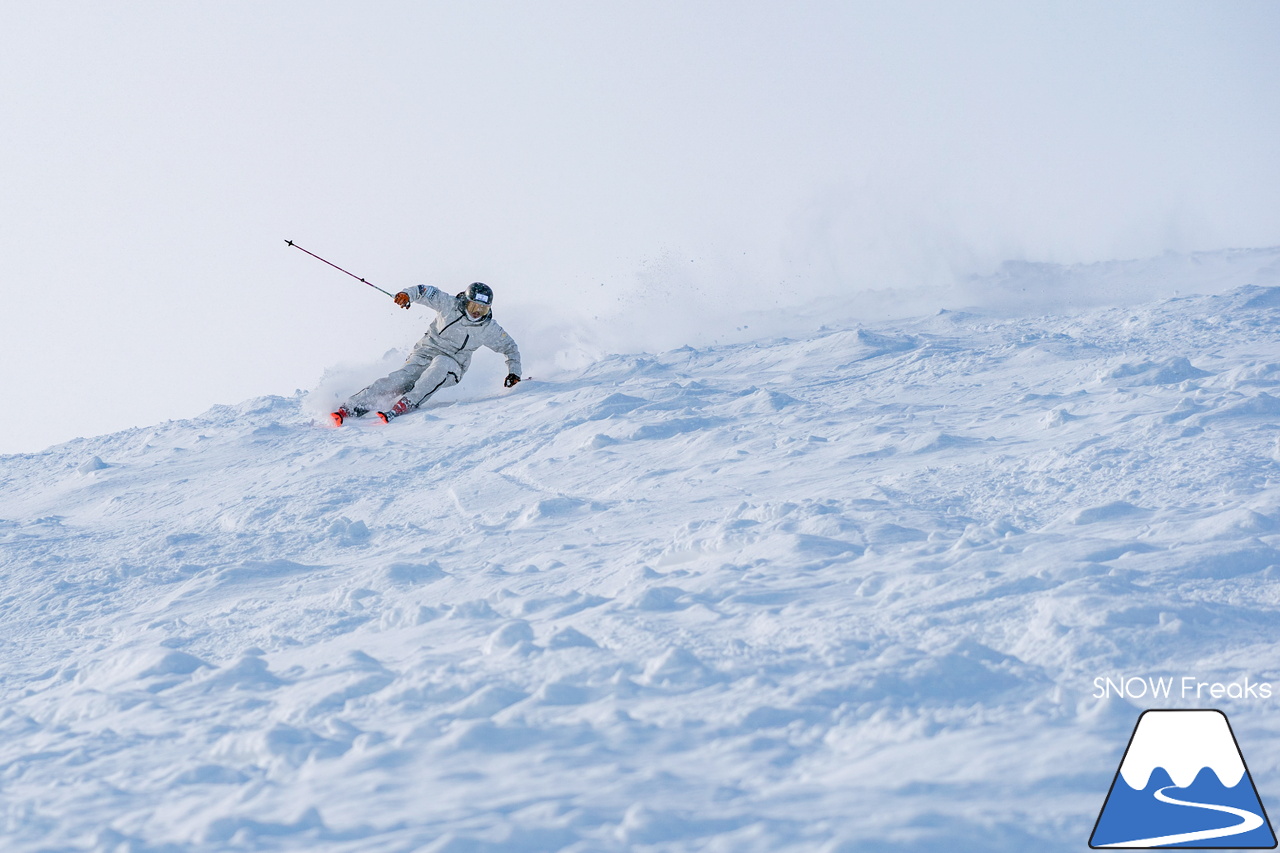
[{"x1": 5, "y1": 276, "x2": 1280, "y2": 852}]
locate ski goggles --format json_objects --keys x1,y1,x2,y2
[{"x1": 465, "y1": 300, "x2": 491, "y2": 317}]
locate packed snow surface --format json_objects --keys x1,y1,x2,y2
[{"x1": 5, "y1": 274, "x2": 1280, "y2": 851}]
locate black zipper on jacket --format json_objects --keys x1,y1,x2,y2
[
  {"x1": 439, "y1": 312, "x2": 466, "y2": 334},
  {"x1": 438, "y1": 307, "x2": 486, "y2": 352}
]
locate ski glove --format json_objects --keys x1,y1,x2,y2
[
  {"x1": 394, "y1": 291, "x2": 411, "y2": 309},
  {"x1": 504, "y1": 373, "x2": 521, "y2": 388}
]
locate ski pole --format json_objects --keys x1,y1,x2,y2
[{"x1": 284, "y1": 240, "x2": 396, "y2": 299}]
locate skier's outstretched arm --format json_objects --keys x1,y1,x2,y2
[
  {"x1": 395, "y1": 285, "x2": 454, "y2": 313},
  {"x1": 486, "y1": 324, "x2": 523, "y2": 386}
]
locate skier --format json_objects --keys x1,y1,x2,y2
[{"x1": 331, "y1": 282, "x2": 522, "y2": 426}]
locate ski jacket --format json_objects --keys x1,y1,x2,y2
[{"x1": 402, "y1": 285, "x2": 522, "y2": 376}]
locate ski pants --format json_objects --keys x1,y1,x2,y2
[{"x1": 347, "y1": 352, "x2": 462, "y2": 412}]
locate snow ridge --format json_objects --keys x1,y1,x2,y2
[{"x1": 4, "y1": 278, "x2": 1280, "y2": 851}]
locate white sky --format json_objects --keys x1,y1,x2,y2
[{"x1": 2, "y1": 1, "x2": 1279, "y2": 455}]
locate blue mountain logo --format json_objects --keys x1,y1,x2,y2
[{"x1": 1091, "y1": 709, "x2": 1276, "y2": 848}]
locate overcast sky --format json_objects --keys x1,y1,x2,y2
[{"x1": 3, "y1": 1, "x2": 1279, "y2": 454}]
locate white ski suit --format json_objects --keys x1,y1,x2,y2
[{"x1": 345, "y1": 285, "x2": 522, "y2": 413}]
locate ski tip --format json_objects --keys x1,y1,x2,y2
[
  {"x1": 329, "y1": 411, "x2": 344, "y2": 427},
  {"x1": 376, "y1": 412, "x2": 390, "y2": 424}
]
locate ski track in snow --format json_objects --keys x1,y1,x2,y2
[{"x1": 5, "y1": 279, "x2": 1280, "y2": 851}]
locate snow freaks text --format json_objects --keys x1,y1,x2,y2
[{"x1": 1093, "y1": 675, "x2": 1274, "y2": 701}]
